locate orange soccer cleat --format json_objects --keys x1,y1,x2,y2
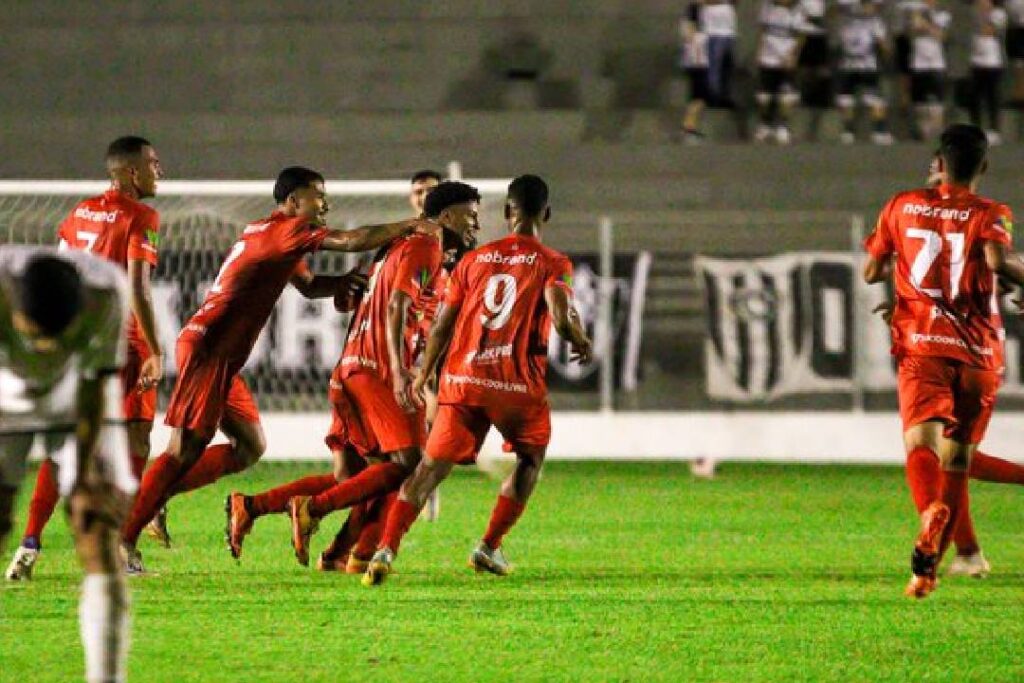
[
  {"x1": 289, "y1": 496, "x2": 320, "y2": 567},
  {"x1": 225, "y1": 493, "x2": 254, "y2": 560},
  {"x1": 904, "y1": 501, "x2": 950, "y2": 599}
]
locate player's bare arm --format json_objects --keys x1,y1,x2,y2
[
  {"x1": 319, "y1": 219, "x2": 419, "y2": 253},
  {"x1": 386, "y1": 288, "x2": 416, "y2": 412},
  {"x1": 545, "y1": 284, "x2": 593, "y2": 364},
  {"x1": 862, "y1": 254, "x2": 890, "y2": 284},
  {"x1": 127, "y1": 258, "x2": 163, "y2": 391},
  {"x1": 290, "y1": 267, "x2": 367, "y2": 302},
  {"x1": 411, "y1": 301, "x2": 460, "y2": 406},
  {"x1": 984, "y1": 241, "x2": 1024, "y2": 289}
]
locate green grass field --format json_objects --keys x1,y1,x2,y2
[{"x1": 3, "y1": 461, "x2": 1024, "y2": 682}]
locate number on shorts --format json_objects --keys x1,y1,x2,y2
[
  {"x1": 211, "y1": 242, "x2": 246, "y2": 294},
  {"x1": 480, "y1": 274, "x2": 517, "y2": 330},
  {"x1": 906, "y1": 228, "x2": 965, "y2": 300}
]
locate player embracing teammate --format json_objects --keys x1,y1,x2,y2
[
  {"x1": 863, "y1": 124, "x2": 1024, "y2": 598},
  {"x1": 364, "y1": 174, "x2": 591, "y2": 585}
]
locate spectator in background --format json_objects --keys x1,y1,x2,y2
[
  {"x1": 796, "y1": 0, "x2": 832, "y2": 119},
  {"x1": 892, "y1": 1, "x2": 927, "y2": 125},
  {"x1": 909, "y1": 0, "x2": 951, "y2": 141},
  {"x1": 679, "y1": 1, "x2": 711, "y2": 143},
  {"x1": 755, "y1": 0, "x2": 806, "y2": 144},
  {"x1": 835, "y1": 0, "x2": 893, "y2": 144},
  {"x1": 702, "y1": 0, "x2": 738, "y2": 107},
  {"x1": 970, "y1": 0, "x2": 1008, "y2": 144},
  {"x1": 1006, "y1": 0, "x2": 1024, "y2": 104}
]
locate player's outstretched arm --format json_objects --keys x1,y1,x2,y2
[
  {"x1": 985, "y1": 242, "x2": 1024, "y2": 289},
  {"x1": 127, "y1": 259, "x2": 163, "y2": 391},
  {"x1": 545, "y1": 284, "x2": 593, "y2": 364},
  {"x1": 387, "y1": 289, "x2": 416, "y2": 412},
  {"x1": 290, "y1": 267, "x2": 367, "y2": 303},
  {"x1": 319, "y1": 219, "x2": 418, "y2": 253},
  {"x1": 411, "y1": 302, "x2": 460, "y2": 407}
]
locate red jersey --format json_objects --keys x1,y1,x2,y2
[
  {"x1": 57, "y1": 189, "x2": 159, "y2": 355},
  {"x1": 865, "y1": 184, "x2": 1013, "y2": 371},
  {"x1": 438, "y1": 233, "x2": 573, "y2": 406},
  {"x1": 182, "y1": 211, "x2": 328, "y2": 361},
  {"x1": 409, "y1": 268, "x2": 448, "y2": 366},
  {"x1": 339, "y1": 232, "x2": 443, "y2": 385}
]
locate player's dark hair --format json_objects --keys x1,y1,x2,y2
[
  {"x1": 106, "y1": 136, "x2": 151, "y2": 162},
  {"x1": 17, "y1": 255, "x2": 83, "y2": 337},
  {"x1": 938, "y1": 124, "x2": 988, "y2": 184},
  {"x1": 507, "y1": 174, "x2": 549, "y2": 217},
  {"x1": 422, "y1": 181, "x2": 481, "y2": 218},
  {"x1": 410, "y1": 169, "x2": 443, "y2": 185},
  {"x1": 273, "y1": 166, "x2": 325, "y2": 204}
]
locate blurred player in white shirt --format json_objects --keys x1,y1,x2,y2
[
  {"x1": 909, "y1": 0, "x2": 951, "y2": 140},
  {"x1": 970, "y1": 0, "x2": 1009, "y2": 144},
  {"x1": 0, "y1": 247, "x2": 135, "y2": 683},
  {"x1": 836, "y1": 0, "x2": 893, "y2": 144}
]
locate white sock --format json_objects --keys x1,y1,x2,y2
[{"x1": 79, "y1": 573, "x2": 130, "y2": 683}]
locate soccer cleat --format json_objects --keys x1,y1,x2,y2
[
  {"x1": 288, "y1": 496, "x2": 320, "y2": 567},
  {"x1": 362, "y1": 548, "x2": 395, "y2": 587},
  {"x1": 225, "y1": 493, "x2": 254, "y2": 560},
  {"x1": 468, "y1": 541, "x2": 511, "y2": 576},
  {"x1": 947, "y1": 551, "x2": 991, "y2": 578},
  {"x1": 5, "y1": 546, "x2": 39, "y2": 581},
  {"x1": 144, "y1": 505, "x2": 172, "y2": 549},
  {"x1": 121, "y1": 544, "x2": 146, "y2": 576},
  {"x1": 420, "y1": 488, "x2": 441, "y2": 522},
  {"x1": 904, "y1": 501, "x2": 950, "y2": 599}
]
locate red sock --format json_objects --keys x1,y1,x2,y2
[
  {"x1": 352, "y1": 493, "x2": 396, "y2": 559},
  {"x1": 969, "y1": 451, "x2": 1024, "y2": 485},
  {"x1": 122, "y1": 453, "x2": 184, "y2": 544},
  {"x1": 250, "y1": 474, "x2": 337, "y2": 517},
  {"x1": 130, "y1": 453, "x2": 147, "y2": 482},
  {"x1": 939, "y1": 471, "x2": 968, "y2": 556},
  {"x1": 482, "y1": 495, "x2": 526, "y2": 550},
  {"x1": 952, "y1": 483, "x2": 979, "y2": 556},
  {"x1": 22, "y1": 460, "x2": 59, "y2": 544},
  {"x1": 906, "y1": 446, "x2": 942, "y2": 513},
  {"x1": 308, "y1": 462, "x2": 406, "y2": 517},
  {"x1": 170, "y1": 445, "x2": 243, "y2": 495},
  {"x1": 379, "y1": 498, "x2": 421, "y2": 554},
  {"x1": 322, "y1": 502, "x2": 372, "y2": 562}
]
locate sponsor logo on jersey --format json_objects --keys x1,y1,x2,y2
[
  {"x1": 902, "y1": 203, "x2": 972, "y2": 221},
  {"x1": 476, "y1": 251, "x2": 538, "y2": 266},
  {"x1": 464, "y1": 343, "x2": 513, "y2": 365},
  {"x1": 74, "y1": 207, "x2": 120, "y2": 223}
]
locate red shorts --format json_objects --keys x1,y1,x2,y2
[
  {"x1": 164, "y1": 337, "x2": 261, "y2": 438},
  {"x1": 897, "y1": 355, "x2": 1000, "y2": 444},
  {"x1": 426, "y1": 402, "x2": 551, "y2": 465},
  {"x1": 340, "y1": 370, "x2": 424, "y2": 454},
  {"x1": 324, "y1": 366, "x2": 380, "y2": 458},
  {"x1": 121, "y1": 348, "x2": 156, "y2": 422}
]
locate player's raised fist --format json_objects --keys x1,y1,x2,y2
[{"x1": 570, "y1": 337, "x2": 593, "y2": 365}]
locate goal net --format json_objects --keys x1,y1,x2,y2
[{"x1": 0, "y1": 178, "x2": 510, "y2": 412}]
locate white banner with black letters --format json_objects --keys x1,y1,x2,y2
[{"x1": 697, "y1": 252, "x2": 1024, "y2": 402}]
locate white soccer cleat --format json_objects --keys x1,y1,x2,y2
[
  {"x1": 5, "y1": 546, "x2": 39, "y2": 581},
  {"x1": 120, "y1": 544, "x2": 146, "y2": 576},
  {"x1": 468, "y1": 541, "x2": 511, "y2": 576},
  {"x1": 420, "y1": 488, "x2": 440, "y2": 522},
  {"x1": 947, "y1": 551, "x2": 991, "y2": 578}
]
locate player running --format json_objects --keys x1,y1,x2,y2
[
  {"x1": 285, "y1": 181, "x2": 481, "y2": 567},
  {"x1": 224, "y1": 170, "x2": 450, "y2": 568},
  {"x1": 6, "y1": 136, "x2": 166, "y2": 581},
  {"x1": 118, "y1": 166, "x2": 417, "y2": 573},
  {"x1": 0, "y1": 247, "x2": 136, "y2": 683},
  {"x1": 363, "y1": 174, "x2": 592, "y2": 586},
  {"x1": 863, "y1": 124, "x2": 1024, "y2": 598}
]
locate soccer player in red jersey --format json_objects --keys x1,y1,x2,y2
[
  {"x1": 286, "y1": 181, "x2": 481, "y2": 567},
  {"x1": 5, "y1": 136, "x2": 165, "y2": 581},
  {"x1": 863, "y1": 125, "x2": 1024, "y2": 598},
  {"x1": 363, "y1": 174, "x2": 592, "y2": 586},
  {"x1": 224, "y1": 169, "x2": 448, "y2": 567},
  {"x1": 118, "y1": 166, "x2": 417, "y2": 573}
]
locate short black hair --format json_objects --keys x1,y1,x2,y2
[
  {"x1": 410, "y1": 169, "x2": 443, "y2": 185},
  {"x1": 106, "y1": 136, "x2": 152, "y2": 163},
  {"x1": 422, "y1": 181, "x2": 481, "y2": 218},
  {"x1": 939, "y1": 124, "x2": 988, "y2": 184},
  {"x1": 273, "y1": 166, "x2": 325, "y2": 204},
  {"x1": 507, "y1": 174, "x2": 549, "y2": 217},
  {"x1": 17, "y1": 255, "x2": 83, "y2": 336}
]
